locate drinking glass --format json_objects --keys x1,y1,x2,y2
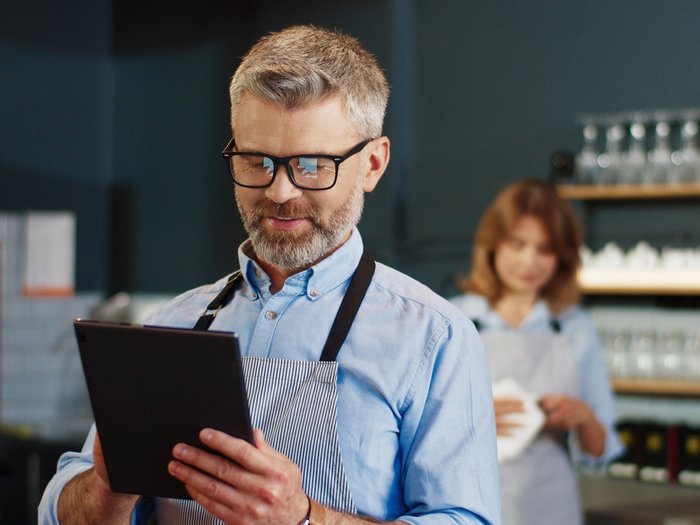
[
  {"x1": 682, "y1": 329, "x2": 700, "y2": 381},
  {"x1": 629, "y1": 329, "x2": 657, "y2": 379},
  {"x1": 645, "y1": 117, "x2": 673, "y2": 185},
  {"x1": 575, "y1": 123, "x2": 601, "y2": 185},
  {"x1": 655, "y1": 330, "x2": 684, "y2": 380},
  {"x1": 598, "y1": 123, "x2": 625, "y2": 185},
  {"x1": 670, "y1": 118, "x2": 700, "y2": 184},
  {"x1": 620, "y1": 119, "x2": 647, "y2": 185}
]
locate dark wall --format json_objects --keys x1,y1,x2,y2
[
  {"x1": 2, "y1": 0, "x2": 699, "y2": 296},
  {"x1": 0, "y1": 0, "x2": 113, "y2": 291}
]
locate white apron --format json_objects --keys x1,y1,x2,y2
[
  {"x1": 481, "y1": 326, "x2": 582, "y2": 525},
  {"x1": 134, "y1": 251, "x2": 375, "y2": 525}
]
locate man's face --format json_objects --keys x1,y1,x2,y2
[{"x1": 232, "y1": 93, "x2": 380, "y2": 270}]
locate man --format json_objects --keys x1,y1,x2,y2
[{"x1": 39, "y1": 25, "x2": 499, "y2": 524}]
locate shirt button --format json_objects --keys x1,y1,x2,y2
[
  {"x1": 309, "y1": 289, "x2": 318, "y2": 298},
  {"x1": 254, "y1": 267, "x2": 262, "y2": 277},
  {"x1": 265, "y1": 310, "x2": 277, "y2": 320}
]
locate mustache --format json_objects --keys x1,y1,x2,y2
[{"x1": 247, "y1": 199, "x2": 319, "y2": 223}]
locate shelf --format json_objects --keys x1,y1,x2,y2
[
  {"x1": 557, "y1": 183, "x2": 700, "y2": 200},
  {"x1": 578, "y1": 268, "x2": 700, "y2": 295},
  {"x1": 612, "y1": 378, "x2": 700, "y2": 396}
]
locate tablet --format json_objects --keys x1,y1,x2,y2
[{"x1": 74, "y1": 319, "x2": 253, "y2": 500}]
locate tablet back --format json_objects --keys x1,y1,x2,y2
[{"x1": 74, "y1": 319, "x2": 253, "y2": 499}]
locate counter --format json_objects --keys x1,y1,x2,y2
[{"x1": 580, "y1": 474, "x2": 700, "y2": 524}]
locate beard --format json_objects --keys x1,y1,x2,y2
[{"x1": 236, "y1": 175, "x2": 365, "y2": 271}]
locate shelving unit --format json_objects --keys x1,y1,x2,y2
[
  {"x1": 557, "y1": 182, "x2": 700, "y2": 200},
  {"x1": 578, "y1": 268, "x2": 700, "y2": 295},
  {"x1": 612, "y1": 379, "x2": 700, "y2": 397},
  {"x1": 560, "y1": 183, "x2": 700, "y2": 398}
]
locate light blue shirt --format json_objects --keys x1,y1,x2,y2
[
  {"x1": 39, "y1": 229, "x2": 500, "y2": 525},
  {"x1": 448, "y1": 293, "x2": 623, "y2": 465}
]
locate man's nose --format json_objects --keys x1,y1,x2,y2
[{"x1": 265, "y1": 164, "x2": 303, "y2": 203}]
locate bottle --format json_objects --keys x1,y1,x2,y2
[
  {"x1": 670, "y1": 118, "x2": 700, "y2": 184},
  {"x1": 574, "y1": 124, "x2": 601, "y2": 185},
  {"x1": 621, "y1": 119, "x2": 648, "y2": 185},
  {"x1": 646, "y1": 117, "x2": 673, "y2": 185},
  {"x1": 598, "y1": 123, "x2": 625, "y2": 185}
]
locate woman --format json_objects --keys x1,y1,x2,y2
[{"x1": 450, "y1": 178, "x2": 622, "y2": 525}]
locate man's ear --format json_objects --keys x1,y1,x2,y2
[{"x1": 363, "y1": 137, "x2": 390, "y2": 192}]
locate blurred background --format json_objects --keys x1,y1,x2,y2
[{"x1": 2, "y1": 1, "x2": 700, "y2": 523}]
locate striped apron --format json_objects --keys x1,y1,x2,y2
[{"x1": 140, "y1": 251, "x2": 374, "y2": 524}]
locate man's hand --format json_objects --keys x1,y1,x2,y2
[
  {"x1": 168, "y1": 428, "x2": 309, "y2": 525},
  {"x1": 57, "y1": 432, "x2": 139, "y2": 524},
  {"x1": 493, "y1": 396, "x2": 525, "y2": 437}
]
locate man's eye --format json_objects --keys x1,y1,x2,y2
[{"x1": 297, "y1": 157, "x2": 319, "y2": 178}]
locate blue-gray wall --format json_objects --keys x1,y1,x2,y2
[{"x1": 2, "y1": 0, "x2": 699, "y2": 296}]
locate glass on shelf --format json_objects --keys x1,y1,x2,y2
[
  {"x1": 670, "y1": 118, "x2": 700, "y2": 184},
  {"x1": 655, "y1": 330, "x2": 684, "y2": 380},
  {"x1": 597, "y1": 123, "x2": 625, "y2": 185},
  {"x1": 609, "y1": 328, "x2": 632, "y2": 379},
  {"x1": 683, "y1": 328, "x2": 700, "y2": 382},
  {"x1": 574, "y1": 124, "x2": 601, "y2": 185},
  {"x1": 628, "y1": 329, "x2": 657, "y2": 379},
  {"x1": 645, "y1": 117, "x2": 674, "y2": 185},
  {"x1": 619, "y1": 119, "x2": 648, "y2": 185}
]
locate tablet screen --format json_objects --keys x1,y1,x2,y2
[{"x1": 74, "y1": 319, "x2": 253, "y2": 499}]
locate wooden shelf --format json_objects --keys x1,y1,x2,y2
[
  {"x1": 557, "y1": 183, "x2": 700, "y2": 200},
  {"x1": 612, "y1": 378, "x2": 700, "y2": 396},
  {"x1": 578, "y1": 268, "x2": 700, "y2": 295}
]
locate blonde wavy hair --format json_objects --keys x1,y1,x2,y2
[
  {"x1": 458, "y1": 178, "x2": 582, "y2": 313},
  {"x1": 229, "y1": 25, "x2": 389, "y2": 140}
]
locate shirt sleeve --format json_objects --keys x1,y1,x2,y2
[
  {"x1": 38, "y1": 425, "x2": 97, "y2": 524},
  {"x1": 564, "y1": 309, "x2": 624, "y2": 465},
  {"x1": 397, "y1": 317, "x2": 501, "y2": 525}
]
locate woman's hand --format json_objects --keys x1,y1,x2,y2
[
  {"x1": 493, "y1": 396, "x2": 525, "y2": 436},
  {"x1": 168, "y1": 428, "x2": 309, "y2": 525},
  {"x1": 538, "y1": 394, "x2": 606, "y2": 457},
  {"x1": 538, "y1": 395, "x2": 593, "y2": 430}
]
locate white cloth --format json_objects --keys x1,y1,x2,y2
[{"x1": 491, "y1": 378, "x2": 544, "y2": 463}]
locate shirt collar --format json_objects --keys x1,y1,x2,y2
[
  {"x1": 236, "y1": 227, "x2": 364, "y2": 301},
  {"x1": 478, "y1": 296, "x2": 552, "y2": 331}
]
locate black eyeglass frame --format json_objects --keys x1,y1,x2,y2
[{"x1": 221, "y1": 137, "x2": 374, "y2": 190}]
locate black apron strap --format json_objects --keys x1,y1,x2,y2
[
  {"x1": 192, "y1": 251, "x2": 375, "y2": 362},
  {"x1": 472, "y1": 317, "x2": 560, "y2": 333},
  {"x1": 319, "y1": 250, "x2": 375, "y2": 362},
  {"x1": 192, "y1": 270, "x2": 242, "y2": 331}
]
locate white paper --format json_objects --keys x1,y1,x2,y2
[
  {"x1": 23, "y1": 211, "x2": 75, "y2": 296},
  {"x1": 492, "y1": 377, "x2": 545, "y2": 463}
]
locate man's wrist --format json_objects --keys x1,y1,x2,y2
[{"x1": 298, "y1": 495, "x2": 325, "y2": 525}]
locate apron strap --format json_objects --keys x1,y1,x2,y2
[
  {"x1": 319, "y1": 249, "x2": 375, "y2": 362},
  {"x1": 471, "y1": 317, "x2": 561, "y2": 333},
  {"x1": 192, "y1": 270, "x2": 242, "y2": 331},
  {"x1": 192, "y1": 251, "x2": 375, "y2": 362}
]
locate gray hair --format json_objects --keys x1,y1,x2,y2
[{"x1": 229, "y1": 25, "x2": 389, "y2": 139}]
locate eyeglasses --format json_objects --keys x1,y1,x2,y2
[{"x1": 222, "y1": 138, "x2": 373, "y2": 190}]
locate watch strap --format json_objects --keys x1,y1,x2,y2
[{"x1": 299, "y1": 496, "x2": 325, "y2": 525}]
